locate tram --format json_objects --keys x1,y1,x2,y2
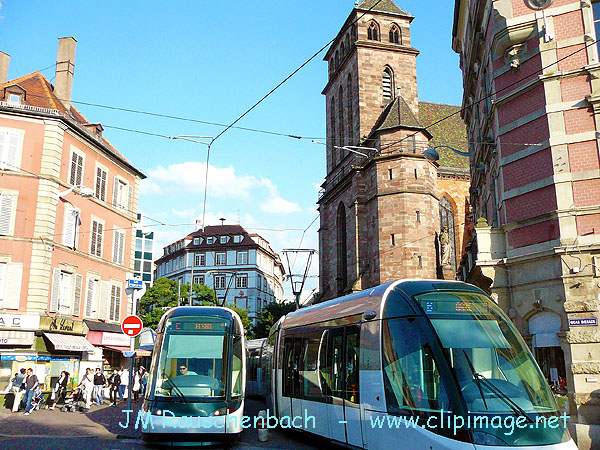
[
  {"x1": 141, "y1": 306, "x2": 246, "y2": 444},
  {"x1": 260, "y1": 280, "x2": 576, "y2": 450},
  {"x1": 246, "y1": 338, "x2": 267, "y2": 397}
]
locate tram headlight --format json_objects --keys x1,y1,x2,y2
[
  {"x1": 212, "y1": 407, "x2": 236, "y2": 416},
  {"x1": 156, "y1": 409, "x2": 162, "y2": 416},
  {"x1": 472, "y1": 431, "x2": 508, "y2": 446}
]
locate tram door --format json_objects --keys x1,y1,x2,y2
[{"x1": 327, "y1": 326, "x2": 363, "y2": 447}]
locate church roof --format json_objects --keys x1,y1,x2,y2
[
  {"x1": 356, "y1": 0, "x2": 412, "y2": 17},
  {"x1": 371, "y1": 95, "x2": 425, "y2": 134},
  {"x1": 419, "y1": 101, "x2": 469, "y2": 170}
]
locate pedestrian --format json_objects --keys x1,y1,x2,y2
[
  {"x1": 50, "y1": 370, "x2": 70, "y2": 410},
  {"x1": 23, "y1": 368, "x2": 39, "y2": 416},
  {"x1": 141, "y1": 367, "x2": 148, "y2": 397},
  {"x1": 77, "y1": 368, "x2": 94, "y2": 410},
  {"x1": 108, "y1": 369, "x2": 121, "y2": 407},
  {"x1": 132, "y1": 369, "x2": 141, "y2": 402},
  {"x1": 118, "y1": 367, "x2": 129, "y2": 402},
  {"x1": 11, "y1": 368, "x2": 26, "y2": 413},
  {"x1": 93, "y1": 368, "x2": 106, "y2": 405}
]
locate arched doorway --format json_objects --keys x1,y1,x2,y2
[{"x1": 529, "y1": 312, "x2": 566, "y2": 387}]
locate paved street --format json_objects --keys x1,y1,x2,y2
[{"x1": 0, "y1": 398, "x2": 324, "y2": 450}]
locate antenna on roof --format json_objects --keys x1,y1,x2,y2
[{"x1": 219, "y1": 217, "x2": 226, "y2": 226}]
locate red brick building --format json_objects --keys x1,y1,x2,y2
[
  {"x1": 453, "y1": 0, "x2": 600, "y2": 445},
  {"x1": 318, "y1": 0, "x2": 470, "y2": 301}
]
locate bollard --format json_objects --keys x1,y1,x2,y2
[{"x1": 257, "y1": 410, "x2": 269, "y2": 442}]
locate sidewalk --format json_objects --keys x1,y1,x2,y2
[{"x1": 0, "y1": 400, "x2": 143, "y2": 439}]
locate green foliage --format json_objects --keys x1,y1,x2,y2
[
  {"x1": 225, "y1": 304, "x2": 253, "y2": 338},
  {"x1": 251, "y1": 301, "x2": 296, "y2": 338},
  {"x1": 140, "y1": 278, "x2": 218, "y2": 329}
]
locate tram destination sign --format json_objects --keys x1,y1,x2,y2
[
  {"x1": 169, "y1": 320, "x2": 228, "y2": 331},
  {"x1": 569, "y1": 318, "x2": 598, "y2": 327}
]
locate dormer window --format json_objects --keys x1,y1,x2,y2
[
  {"x1": 207, "y1": 237, "x2": 215, "y2": 244},
  {"x1": 220, "y1": 236, "x2": 229, "y2": 244},
  {"x1": 8, "y1": 93, "x2": 21, "y2": 105},
  {"x1": 367, "y1": 21, "x2": 380, "y2": 41},
  {"x1": 193, "y1": 238, "x2": 199, "y2": 245}
]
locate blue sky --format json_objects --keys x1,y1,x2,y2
[{"x1": 0, "y1": 0, "x2": 463, "y2": 301}]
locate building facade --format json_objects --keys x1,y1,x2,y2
[
  {"x1": 452, "y1": 0, "x2": 600, "y2": 446},
  {"x1": 154, "y1": 224, "x2": 285, "y2": 322},
  {"x1": 0, "y1": 38, "x2": 145, "y2": 392},
  {"x1": 318, "y1": 0, "x2": 470, "y2": 301},
  {"x1": 134, "y1": 213, "x2": 154, "y2": 289}
]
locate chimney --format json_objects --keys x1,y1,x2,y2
[
  {"x1": 54, "y1": 37, "x2": 77, "y2": 109},
  {"x1": 0, "y1": 51, "x2": 9, "y2": 85}
]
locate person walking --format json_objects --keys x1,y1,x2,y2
[
  {"x1": 93, "y1": 368, "x2": 106, "y2": 405},
  {"x1": 132, "y1": 369, "x2": 141, "y2": 402},
  {"x1": 23, "y1": 368, "x2": 39, "y2": 416},
  {"x1": 140, "y1": 367, "x2": 148, "y2": 397},
  {"x1": 108, "y1": 369, "x2": 121, "y2": 407},
  {"x1": 11, "y1": 368, "x2": 26, "y2": 413},
  {"x1": 50, "y1": 371, "x2": 70, "y2": 410},
  {"x1": 78, "y1": 368, "x2": 94, "y2": 410},
  {"x1": 118, "y1": 367, "x2": 129, "y2": 402}
]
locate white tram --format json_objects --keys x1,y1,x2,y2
[
  {"x1": 141, "y1": 306, "x2": 246, "y2": 445},
  {"x1": 260, "y1": 280, "x2": 577, "y2": 450}
]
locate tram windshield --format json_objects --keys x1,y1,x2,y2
[
  {"x1": 415, "y1": 291, "x2": 557, "y2": 415},
  {"x1": 153, "y1": 315, "x2": 242, "y2": 400}
]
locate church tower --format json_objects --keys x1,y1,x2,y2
[{"x1": 318, "y1": 0, "x2": 440, "y2": 301}]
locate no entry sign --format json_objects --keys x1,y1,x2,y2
[{"x1": 121, "y1": 315, "x2": 143, "y2": 337}]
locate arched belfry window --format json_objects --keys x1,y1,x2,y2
[
  {"x1": 389, "y1": 25, "x2": 401, "y2": 44},
  {"x1": 338, "y1": 85, "x2": 344, "y2": 148},
  {"x1": 331, "y1": 96, "x2": 337, "y2": 167},
  {"x1": 383, "y1": 67, "x2": 394, "y2": 101},
  {"x1": 336, "y1": 203, "x2": 348, "y2": 296},
  {"x1": 439, "y1": 197, "x2": 457, "y2": 270},
  {"x1": 347, "y1": 74, "x2": 353, "y2": 145},
  {"x1": 367, "y1": 21, "x2": 379, "y2": 41}
]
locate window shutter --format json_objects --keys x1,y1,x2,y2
[
  {"x1": 112, "y1": 230, "x2": 119, "y2": 263},
  {"x1": 90, "y1": 221, "x2": 97, "y2": 255},
  {"x1": 72, "y1": 274, "x2": 83, "y2": 316},
  {"x1": 95, "y1": 167, "x2": 107, "y2": 202},
  {"x1": 6, "y1": 132, "x2": 19, "y2": 170},
  {"x1": 0, "y1": 131, "x2": 5, "y2": 169},
  {"x1": 97, "y1": 222, "x2": 103, "y2": 257},
  {"x1": 99, "y1": 281, "x2": 110, "y2": 320},
  {"x1": 118, "y1": 231, "x2": 125, "y2": 265},
  {"x1": 85, "y1": 278, "x2": 95, "y2": 317},
  {"x1": 49, "y1": 268, "x2": 61, "y2": 312},
  {"x1": 62, "y1": 207, "x2": 77, "y2": 247},
  {"x1": 127, "y1": 184, "x2": 133, "y2": 212},
  {"x1": 114, "y1": 285, "x2": 121, "y2": 322},
  {"x1": 4, "y1": 263, "x2": 22, "y2": 309},
  {"x1": 0, "y1": 193, "x2": 14, "y2": 235},
  {"x1": 112, "y1": 176, "x2": 119, "y2": 207}
]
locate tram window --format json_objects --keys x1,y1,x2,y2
[
  {"x1": 283, "y1": 337, "x2": 302, "y2": 398},
  {"x1": 345, "y1": 327, "x2": 360, "y2": 403},
  {"x1": 382, "y1": 318, "x2": 451, "y2": 414},
  {"x1": 319, "y1": 331, "x2": 332, "y2": 396},
  {"x1": 231, "y1": 335, "x2": 243, "y2": 397},
  {"x1": 330, "y1": 330, "x2": 345, "y2": 398},
  {"x1": 301, "y1": 336, "x2": 322, "y2": 399}
]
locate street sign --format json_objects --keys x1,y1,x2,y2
[
  {"x1": 569, "y1": 318, "x2": 598, "y2": 327},
  {"x1": 121, "y1": 315, "x2": 144, "y2": 337},
  {"x1": 127, "y1": 279, "x2": 144, "y2": 289}
]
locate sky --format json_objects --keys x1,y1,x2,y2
[{"x1": 0, "y1": 0, "x2": 463, "y2": 301}]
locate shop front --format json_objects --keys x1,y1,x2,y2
[{"x1": 85, "y1": 320, "x2": 131, "y2": 373}]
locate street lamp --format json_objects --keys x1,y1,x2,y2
[
  {"x1": 423, "y1": 145, "x2": 470, "y2": 163},
  {"x1": 58, "y1": 185, "x2": 94, "y2": 199},
  {"x1": 168, "y1": 135, "x2": 214, "y2": 230}
]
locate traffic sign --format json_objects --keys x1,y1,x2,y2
[
  {"x1": 127, "y1": 279, "x2": 144, "y2": 289},
  {"x1": 121, "y1": 315, "x2": 143, "y2": 337}
]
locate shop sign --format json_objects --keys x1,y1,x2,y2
[
  {"x1": 101, "y1": 332, "x2": 131, "y2": 347},
  {"x1": 569, "y1": 318, "x2": 598, "y2": 327},
  {"x1": 37, "y1": 356, "x2": 71, "y2": 362},
  {"x1": 0, "y1": 314, "x2": 40, "y2": 329},
  {"x1": 1, "y1": 355, "x2": 36, "y2": 361},
  {"x1": 0, "y1": 330, "x2": 34, "y2": 345},
  {"x1": 40, "y1": 316, "x2": 83, "y2": 334}
]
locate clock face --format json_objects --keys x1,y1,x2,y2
[{"x1": 524, "y1": 0, "x2": 554, "y2": 9}]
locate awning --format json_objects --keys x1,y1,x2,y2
[
  {"x1": 0, "y1": 330, "x2": 35, "y2": 346},
  {"x1": 135, "y1": 349, "x2": 152, "y2": 357},
  {"x1": 43, "y1": 332, "x2": 95, "y2": 352},
  {"x1": 102, "y1": 345, "x2": 130, "y2": 354}
]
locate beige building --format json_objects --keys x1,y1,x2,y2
[
  {"x1": 453, "y1": 0, "x2": 600, "y2": 447},
  {"x1": 0, "y1": 38, "x2": 145, "y2": 392}
]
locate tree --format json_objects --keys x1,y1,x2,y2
[
  {"x1": 251, "y1": 301, "x2": 296, "y2": 338},
  {"x1": 140, "y1": 278, "x2": 217, "y2": 329},
  {"x1": 225, "y1": 304, "x2": 253, "y2": 338}
]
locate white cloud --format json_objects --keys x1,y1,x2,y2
[{"x1": 260, "y1": 195, "x2": 302, "y2": 214}]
